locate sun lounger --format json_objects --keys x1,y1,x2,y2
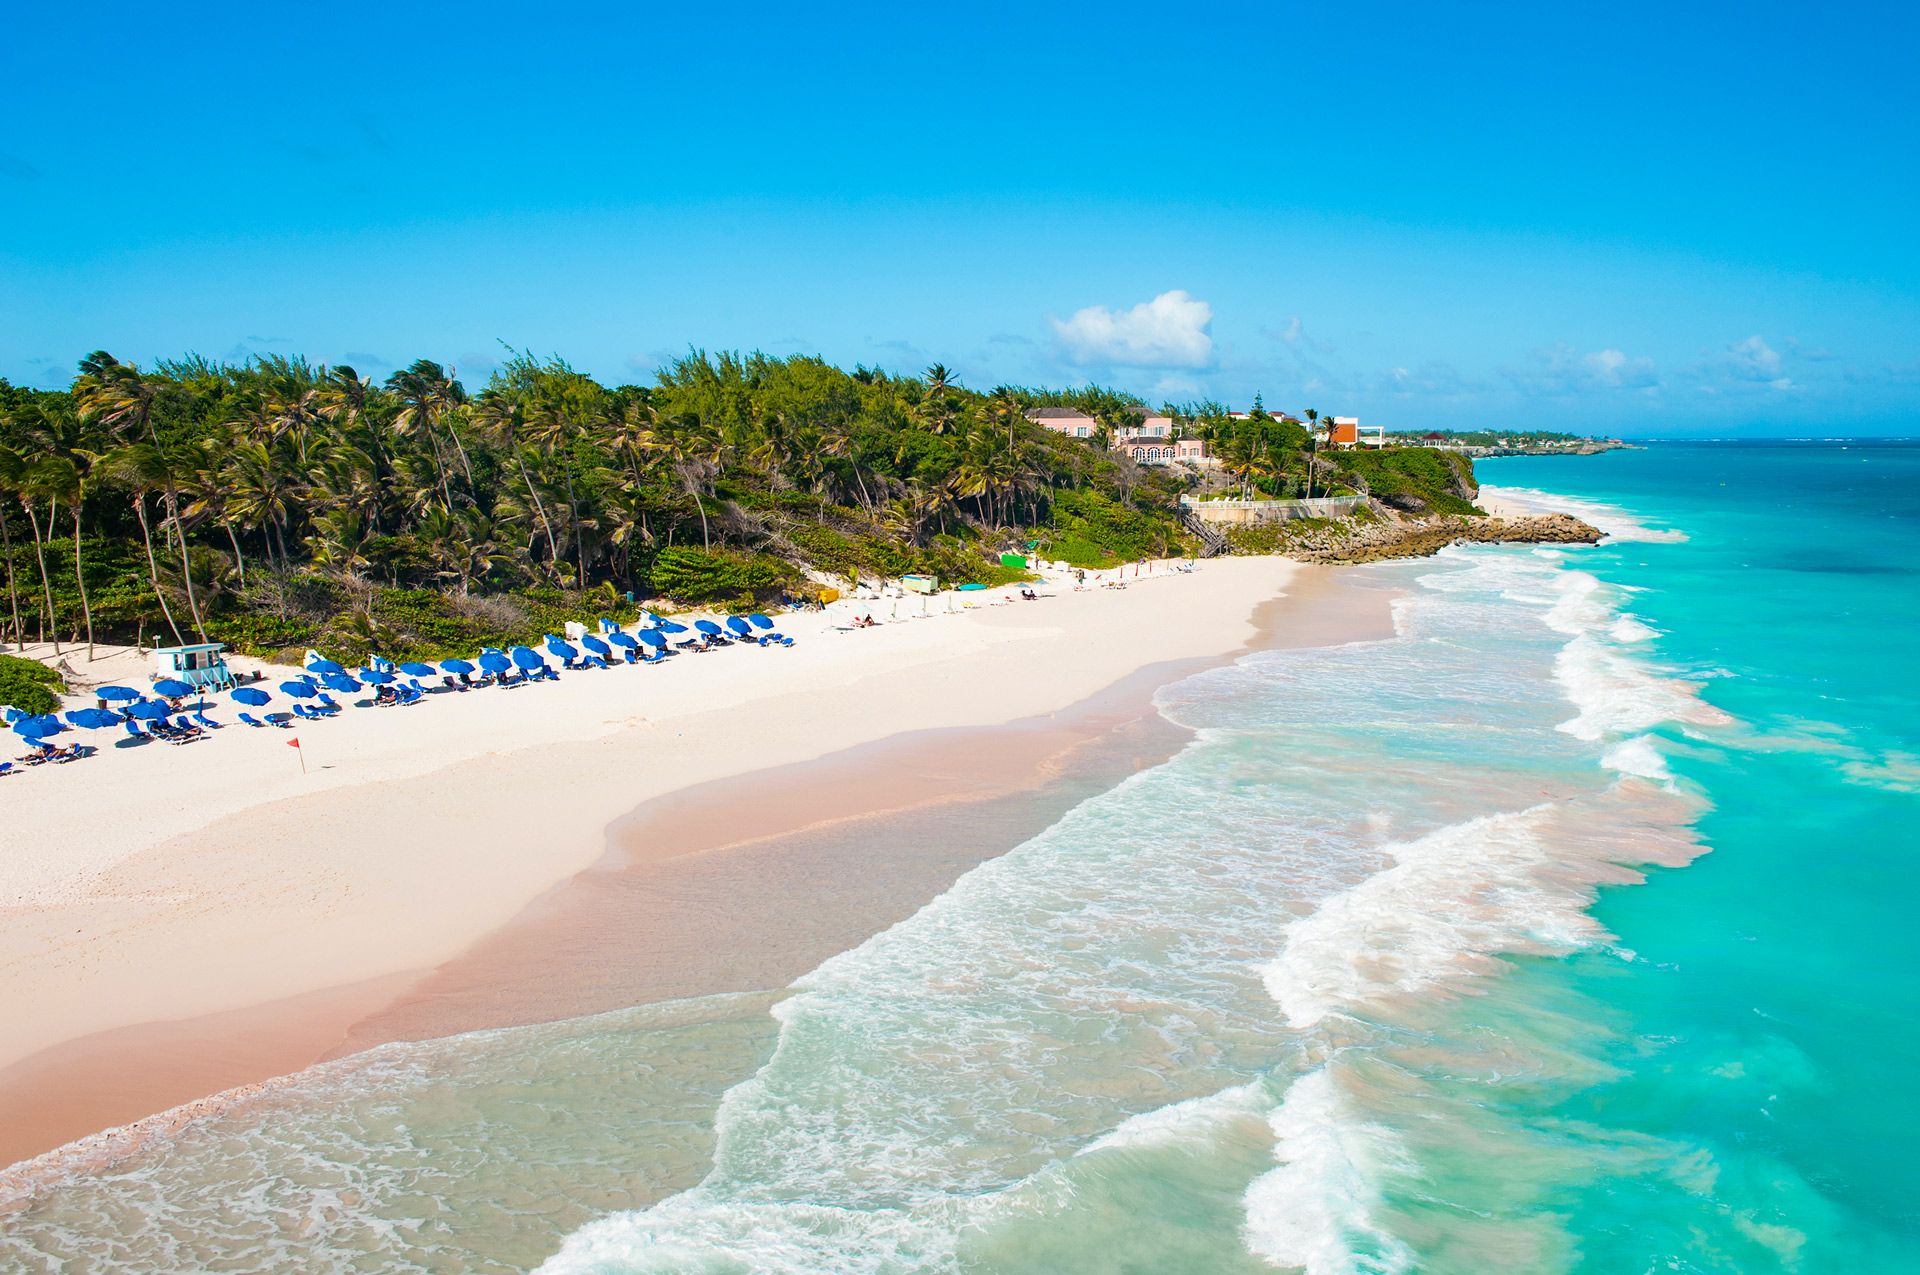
[
  {"x1": 0, "y1": 761, "x2": 13, "y2": 777},
  {"x1": 122, "y1": 718, "x2": 149, "y2": 742},
  {"x1": 238, "y1": 712, "x2": 269, "y2": 728},
  {"x1": 192, "y1": 711, "x2": 220, "y2": 729}
]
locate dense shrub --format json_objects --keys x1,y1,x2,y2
[
  {"x1": 648, "y1": 548, "x2": 799, "y2": 605},
  {"x1": 0, "y1": 652, "x2": 62, "y2": 714}
]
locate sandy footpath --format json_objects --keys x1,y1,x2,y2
[{"x1": 0, "y1": 559, "x2": 1298, "y2": 1096}]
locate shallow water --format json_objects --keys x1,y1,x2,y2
[{"x1": 5, "y1": 441, "x2": 1915, "y2": 1273}]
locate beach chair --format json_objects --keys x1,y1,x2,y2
[
  {"x1": 121, "y1": 718, "x2": 151, "y2": 743},
  {"x1": 192, "y1": 710, "x2": 220, "y2": 730},
  {"x1": 290, "y1": 703, "x2": 318, "y2": 721},
  {"x1": 0, "y1": 761, "x2": 13, "y2": 778},
  {"x1": 169, "y1": 715, "x2": 205, "y2": 738},
  {"x1": 238, "y1": 712, "x2": 269, "y2": 728},
  {"x1": 396, "y1": 684, "x2": 422, "y2": 705},
  {"x1": 316, "y1": 693, "x2": 342, "y2": 713},
  {"x1": 264, "y1": 712, "x2": 295, "y2": 728}
]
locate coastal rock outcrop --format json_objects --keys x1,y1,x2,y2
[{"x1": 1228, "y1": 507, "x2": 1602, "y2": 564}]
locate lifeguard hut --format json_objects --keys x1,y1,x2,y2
[{"x1": 152, "y1": 641, "x2": 234, "y2": 691}]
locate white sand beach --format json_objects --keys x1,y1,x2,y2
[{"x1": 0, "y1": 557, "x2": 1321, "y2": 1163}]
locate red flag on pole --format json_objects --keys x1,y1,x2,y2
[
  {"x1": 286, "y1": 736, "x2": 301, "y2": 748},
  {"x1": 288, "y1": 735, "x2": 306, "y2": 773}
]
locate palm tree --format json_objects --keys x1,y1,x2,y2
[
  {"x1": 524, "y1": 394, "x2": 595, "y2": 588},
  {"x1": 223, "y1": 440, "x2": 300, "y2": 570},
  {"x1": 1300, "y1": 409, "x2": 1326, "y2": 499},
  {"x1": 72, "y1": 352, "x2": 208, "y2": 638},
  {"x1": 472, "y1": 387, "x2": 562, "y2": 567},
  {"x1": 387, "y1": 360, "x2": 470, "y2": 508},
  {"x1": 11, "y1": 455, "x2": 65, "y2": 652},
  {"x1": 642, "y1": 418, "x2": 724, "y2": 551},
  {"x1": 917, "y1": 364, "x2": 961, "y2": 435},
  {"x1": 45, "y1": 454, "x2": 98, "y2": 657},
  {"x1": 0, "y1": 445, "x2": 30, "y2": 649},
  {"x1": 95, "y1": 445, "x2": 186, "y2": 644}
]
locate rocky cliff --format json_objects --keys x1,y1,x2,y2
[{"x1": 1225, "y1": 506, "x2": 1602, "y2": 564}]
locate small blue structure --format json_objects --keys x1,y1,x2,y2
[{"x1": 152, "y1": 642, "x2": 234, "y2": 691}]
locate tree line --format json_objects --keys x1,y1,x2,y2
[{"x1": 0, "y1": 351, "x2": 1194, "y2": 657}]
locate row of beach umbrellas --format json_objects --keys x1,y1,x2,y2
[{"x1": 7, "y1": 614, "x2": 784, "y2": 743}]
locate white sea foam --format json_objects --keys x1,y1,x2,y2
[
  {"x1": 1554, "y1": 633, "x2": 1731, "y2": 742},
  {"x1": 1611, "y1": 616, "x2": 1660, "y2": 643},
  {"x1": 1479, "y1": 484, "x2": 1689, "y2": 543},
  {"x1": 1260, "y1": 804, "x2": 1607, "y2": 1031},
  {"x1": 1243, "y1": 1068, "x2": 1415, "y2": 1275},
  {"x1": 1603, "y1": 735, "x2": 1675, "y2": 785}
]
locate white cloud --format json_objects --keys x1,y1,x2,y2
[
  {"x1": 1280, "y1": 315, "x2": 1303, "y2": 343},
  {"x1": 1051, "y1": 290, "x2": 1214, "y2": 369},
  {"x1": 1723, "y1": 335, "x2": 1792, "y2": 389},
  {"x1": 1506, "y1": 343, "x2": 1659, "y2": 395},
  {"x1": 1583, "y1": 348, "x2": 1659, "y2": 389}
]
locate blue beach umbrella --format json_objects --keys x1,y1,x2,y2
[
  {"x1": 509, "y1": 646, "x2": 545, "y2": 670},
  {"x1": 545, "y1": 637, "x2": 578, "y2": 660},
  {"x1": 440, "y1": 658, "x2": 476, "y2": 675},
  {"x1": 608, "y1": 632, "x2": 639, "y2": 649},
  {"x1": 17, "y1": 713, "x2": 65, "y2": 738},
  {"x1": 658, "y1": 621, "x2": 689, "y2": 634},
  {"x1": 358, "y1": 669, "x2": 396, "y2": 685},
  {"x1": 127, "y1": 699, "x2": 171, "y2": 720},
  {"x1": 96, "y1": 685, "x2": 140, "y2": 702},
  {"x1": 231, "y1": 686, "x2": 271, "y2": 706},
  {"x1": 321, "y1": 671, "x2": 363, "y2": 693},
  {"x1": 13, "y1": 721, "x2": 56, "y2": 744},
  {"x1": 749, "y1": 614, "x2": 773, "y2": 629},
  {"x1": 65, "y1": 708, "x2": 121, "y2": 729},
  {"x1": 306, "y1": 658, "x2": 346, "y2": 676},
  {"x1": 725, "y1": 616, "x2": 753, "y2": 636},
  {"x1": 693, "y1": 619, "x2": 723, "y2": 636},
  {"x1": 152, "y1": 678, "x2": 194, "y2": 697},
  {"x1": 478, "y1": 651, "x2": 512, "y2": 675},
  {"x1": 638, "y1": 629, "x2": 667, "y2": 649},
  {"x1": 581, "y1": 634, "x2": 612, "y2": 657},
  {"x1": 280, "y1": 680, "x2": 320, "y2": 698},
  {"x1": 398, "y1": 661, "x2": 437, "y2": 677}
]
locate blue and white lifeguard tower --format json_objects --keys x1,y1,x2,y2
[{"x1": 152, "y1": 641, "x2": 235, "y2": 691}]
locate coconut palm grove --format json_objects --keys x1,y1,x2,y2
[{"x1": 0, "y1": 349, "x2": 1473, "y2": 677}]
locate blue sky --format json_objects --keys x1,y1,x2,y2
[{"x1": 3, "y1": 2, "x2": 1915, "y2": 435}]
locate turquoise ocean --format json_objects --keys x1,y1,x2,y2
[{"x1": 3, "y1": 442, "x2": 1915, "y2": 1272}]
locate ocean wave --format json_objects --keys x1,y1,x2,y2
[
  {"x1": 1243, "y1": 1068, "x2": 1415, "y2": 1275},
  {"x1": 1553, "y1": 633, "x2": 1732, "y2": 742},
  {"x1": 1478, "y1": 485, "x2": 1689, "y2": 543}
]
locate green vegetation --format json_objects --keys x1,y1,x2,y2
[
  {"x1": 1397, "y1": 428, "x2": 1595, "y2": 447},
  {"x1": 1172, "y1": 402, "x2": 1481, "y2": 514},
  {"x1": 0, "y1": 353, "x2": 1196, "y2": 662},
  {"x1": 1336, "y1": 448, "x2": 1481, "y2": 515},
  {"x1": 0, "y1": 652, "x2": 62, "y2": 714}
]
